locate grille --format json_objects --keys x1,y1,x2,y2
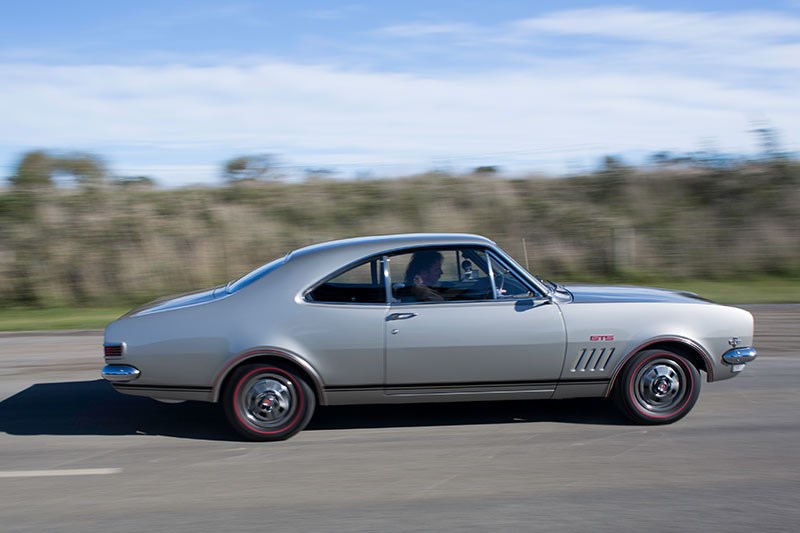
[{"x1": 571, "y1": 348, "x2": 615, "y2": 372}]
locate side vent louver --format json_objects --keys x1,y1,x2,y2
[{"x1": 572, "y1": 348, "x2": 615, "y2": 372}]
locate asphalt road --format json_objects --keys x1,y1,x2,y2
[{"x1": 0, "y1": 306, "x2": 798, "y2": 532}]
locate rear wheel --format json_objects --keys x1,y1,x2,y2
[
  {"x1": 614, "y1": 349, "x2": 700, "y2": 425},
  {"x1": 223, "y1": 363, "x2": 315, "y2": 441}
]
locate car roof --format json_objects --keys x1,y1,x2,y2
[
  {"x1": 234, "y1": 234, "x2": 499, "y2": 295},
  {"x1": 289, "y1": 233, "x2": 495, "y2": 262}
]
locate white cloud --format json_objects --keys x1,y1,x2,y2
[
  {"x1": 2, "y1": 58, "x2": 797, "y2": 183},
  {"x1": 512, "y1": 7, "x2": 800, "y2": 44},
  {"x1": 376, "y1": 7, "x2": 800, "y2": 75},
  {"x1": 302, "y1": 5, "x2": 368, "y2": 21},
  {"x1": 2, "y1": 6, "x2": 799, "y2": 185},
  {"x1": 376, "y1": 22, "x2": 478, "y2": 38},
  {"x1": 528, "y1": 8, "x2": 800, "y2": 81}
]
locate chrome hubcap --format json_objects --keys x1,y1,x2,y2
[
  {"x1": 633, "y1": 359, "x2": 686, "y2": 413},
  {"x1": 239, "y1": 376, "x2": 295, "y2": 429}
]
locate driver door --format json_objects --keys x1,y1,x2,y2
[{"x1": 384, "y1": 247, "x2": 566, "y2": 395}]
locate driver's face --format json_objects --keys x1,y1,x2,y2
[{"x1": 420, "y1": 260, "x2": 443, "y2": 285}]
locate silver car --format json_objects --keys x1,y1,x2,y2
[{"x1": 102, "y1": 233, "x2": 757, "y2": 441}]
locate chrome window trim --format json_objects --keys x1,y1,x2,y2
[
  {"x1": 301, "y1": 300, "x2": 389, "y2": 308},
  {"x1": 382, "y1": 255, "x2": 392, "y2": 303},
  {"x1": 487, "y1": 249, "x2": 498, "y2": 298},
  {"x1": 301, "y1": 241, "x2": 547, "y2": 306},
  {"x1": 389, "y1": 298, "x2": 521, "y2": 306}
]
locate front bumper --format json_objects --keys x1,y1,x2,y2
[
  {"x1": 722, "y1": 347, "x2": 757, "y2": 365},
  {"x1": 101, "y1": 364, "x2": 141, "y2": 383}
]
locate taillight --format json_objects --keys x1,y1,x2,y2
[{"x1": 104, "y1": 343, "x2": 124, "y2": 357}]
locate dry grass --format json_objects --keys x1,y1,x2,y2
[{"x1": 1, "y1": 162, "x2": 798, "y2": 307}]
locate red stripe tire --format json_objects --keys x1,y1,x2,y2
[
  {"x1": 223, "y1": 363, "x2": 315, "y2": 441},
  {"x1": 614, "y1": 349, "x2": 701, "y2": 425}
]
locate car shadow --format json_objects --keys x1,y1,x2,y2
[
  {"x1": 308, "y1": 398, "x2": 629, "y2": 431},
  {"x1": 0, "y1": 380, "x2": 629, "y2": 442},
  {"x1": 0, "y1": 380, "x2": 238, "y2": 441}
]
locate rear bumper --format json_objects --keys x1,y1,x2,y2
[
  {"x1": 722, "y1": 347, "x2": 757, "y2": 365},
  {"x1": 101, "y1": 364, "x2": 141, "y2": 383}
]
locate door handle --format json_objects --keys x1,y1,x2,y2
[{"x1": 386, "y1": 312, "x2": 418, "y2": 321}]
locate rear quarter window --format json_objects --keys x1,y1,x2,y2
[{"x1": 307, "y1": 258, "x2": 386, "y2": 304}]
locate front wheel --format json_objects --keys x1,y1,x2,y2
[
  {"x1": 614, "y1": 349, "x2": 701, "y2": 425},
  {"x1": 223, "y1": 363, "x2": 316, "y2": 441}
]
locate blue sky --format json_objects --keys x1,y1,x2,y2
[{"x1": 2, "y1": 1, "x2": 799, "y2": 186}]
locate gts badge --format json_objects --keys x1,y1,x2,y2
[{"x1": 590, "y1": 335, "x2": 615, "y2": 342}]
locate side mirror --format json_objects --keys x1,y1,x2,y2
[{"x1": 514, "y1": 297, "x2": 551, "y2": 312}]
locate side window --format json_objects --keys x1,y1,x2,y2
[
  {"x1": 389, "y1": 248, "x2": 493, "y2": 302},
  {"x1": 308, "y1": 259, "x2": 386, "y2": 303},
  {"x1": 489, "y1": 255, "x2": 536, "y2": 299}
]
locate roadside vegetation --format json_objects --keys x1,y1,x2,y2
[{"x1": 1, "y1": 150, "x2": 798, "y2": 330}]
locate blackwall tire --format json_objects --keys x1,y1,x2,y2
[
  {"x1": 223, "y1": 363, "x2": 316, "y2": 441},
  {"x1": 614, "y1": 349, "x2": 701, "y2": 425}
]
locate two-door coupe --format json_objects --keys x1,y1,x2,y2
[{"x1": 102, "y1": 234, "x2": 757, "y2": 441}]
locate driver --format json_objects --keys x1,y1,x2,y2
[{"x1": 404, "y1": 251, "x2": 445, "y2": 301}]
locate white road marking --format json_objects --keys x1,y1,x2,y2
[{"x1": 0, "y1": 468, "x2": 121, "y2": 479}]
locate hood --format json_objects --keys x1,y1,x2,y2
[
  {"x1": 122, "y1": 286, "x2": 225, "y2": 318},
  {"x1": 565, "y1": 284, "x2": 712, "y2": 304}
]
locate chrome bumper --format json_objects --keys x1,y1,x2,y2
[
  {"x1": 722, "y1": 347, "x2": 757, "y2": 365},
  {"x1": 102, "y1": 364, "x2": 141, "y2": 383}
]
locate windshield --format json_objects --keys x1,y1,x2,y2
[{"x1": 227, "y1": 255, "x2": 288, "y2": 293}]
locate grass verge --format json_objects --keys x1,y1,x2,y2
[
  {"x1": 0, "y1": 307, "x2": 129, "y2": 332},
  {"x1": 656, "y1": 278, "x2": 800, "y2": 304}
]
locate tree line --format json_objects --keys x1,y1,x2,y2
[{"x1": 1, "y1": 149, "x2": 798, "y2": 308}]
